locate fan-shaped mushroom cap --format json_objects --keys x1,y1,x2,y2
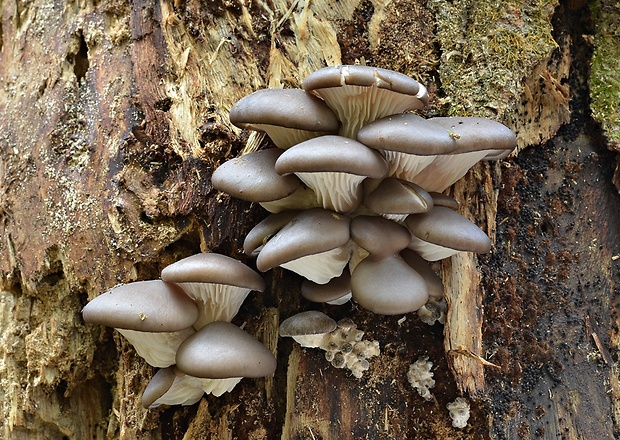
[
  {"x1": 256, "y1": 208, "x2": 352, "y2": 284},
  {"x1": 351, "y1": 256, "x2": 429, "y2": 315},
  {"x1": 364, "y1": 178, "x2": 434, "y2": 222},
  {"x1": 161, "y1": 253, "x2": 265, "y2": 328},
  {"x1": 229, "y1": 88, "x2": 340, "y2": 148},
  {"x1": 429, "y1": 192, "x2": 459, "y2": 210},
  {"x1": 303, "y1": 65, "x2": 428, "y2": 138},
  {"x1": 350, "y1": 215, "x2": 411, "y2": 260},
  {"x1": 279, "y1": 311, "x2": 338, "y2": 348},
  {"x1": 82, "y1": 280, "x2": 198, "y2": 367},
  {"x1": 212, "y1": 148, "x2": 301, "y2": 203},
  {"x1": 142, "y1": 366, "x2": 205, "y2": 408},
  {"x1": 404, "y1": 207, "x2": 492, "y2": 261},
  {"x1": 357, "y1": 114, "x2": 458, "y2": 181},
  {"x1": 301, "y1": 271, "x2": 352, "y2": 305},
  {"x1": 176, "y1": 321, "x2": 276, "y2": 379},
  {"x1": 243, "y1": 210, "x2": 300, "y2": 257},
  {"x1": 275, "y1": 135, "x2": 388, "y2": 213},
  {"x1": 410, "y1": 117, "x2": 517, "y2": 192}
]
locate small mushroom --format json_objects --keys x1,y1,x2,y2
[
  {"x1": 275, "y1": 135, "x2": 388, "y2": 213},
  {"x1": 363, "y1": 178, "x2": 434, "y2": 222},
  {"x1": 404, "y1": 206, "x2": 492, "y2": 261},
  {"x1": 229, "y1": 88, "x2": 340, "y2": 149},
  {"x1": 256, "y1": 208, "x2": 352, "y2": 284},
  {"x1": 161, "y1": 253, "x2": 265, "y2": 329},
  {"x1": 349, "y1": 216, "x2": 429, "y2": 314},
  {"x1": 303, "y1": 65, "x2": 428, "y2": 138},
  {"x1": 301, "y1": 271, "x2": 352, "y2": 305},
  {"x1": 279, "y1": 311, "x2": 338, "y2": 348},
  {"x1": 82, "y1": 280, "x2": 198, "y2": 368},
  {"x1": 175, "y1": 321, "x2": 277, "y2": 382},
  {"x1": 428, "y1": 192, "x2": 459, "y2": 210},
  {"x1": 357, "y1": 114, "x2": 458, "y2": 181},
  {"x1": 243, "y1": 210, "x2": 301, "y2": 257},
  {"x1": 410, "y1": 116, "x2": 517, "y2": 192},
  {"x1": 141, "y1": 366, "x2": 205, "y2": 408}
]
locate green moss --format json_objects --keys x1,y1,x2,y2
[
  {"x1": 429, "y1": 0, "x2": 558, "y2": 119},
  {"x1": 589, "y1": 1, "x2": 620, "y2": 148}
]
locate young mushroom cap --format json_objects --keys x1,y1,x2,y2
[
  {"x1": 301, "y1": 271, "x2": 352, "y2": 305},
  {"x1": 275, "y1": 135, "x2": 388, "y2": 213},
  {"x1": 161, "y1": 253, "x2": 266, "y2": 328},
  {"x1": 364, "y1": 178, "x2": 434, "y2": 221},
  {"x1": 175, "y1": 321, "x2": 276, "y2": 379},
  {"x1": 350, "y1": 215, "x2": 412, "y2": 260},
  {"x1": 404, "y1": 207, "x2": 492, "y2": 260},
  {"x1": 303, "y1": 65, "x2": 428, "y2": 138},
  {"x1": 256, "y1": 208, "x2": 352, "y2": 283},
  {"x1": 400, "y1": 249, "x2": 444, "y2": 300},
  {"x1": 211, "y1": 148, "x2": 301, "y2": 203},
  {"x1": 279, "y1": 311, "x2": 338, "y2": 348},
  {"x1": 243, "y1": 210, "x2": 301, "y2": 257},
  {"x1": 429, "y1": 192, "x2": 459, "y2": 210},
  {"x1": 142, "y1": 366, "x2": 205, "y2": 408},
  {"x1": 229, "y1": 88, "x2": 340, "y2": 148}
]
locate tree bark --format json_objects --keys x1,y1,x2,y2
[{"x1": 1, "y1": 0, "x2": 618, "y2": 439}]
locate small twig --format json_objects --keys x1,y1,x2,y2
[{"x1": 449, "y1": 347, "x2": 501, "y2": 369}]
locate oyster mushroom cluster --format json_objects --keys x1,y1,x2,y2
[
  {"x1": 82, "y1": 253, "x2": 276, "y2": 407},
  {"x1": 82, "y1": 64, "x2": 517, "y2": 409},
  {"x1": 215, "y1": 64, "x2": 517, "y2": 317}
]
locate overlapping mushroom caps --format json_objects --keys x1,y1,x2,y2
[{"x1": 83, "y1": 64, "x2": 517, "y2": 408}]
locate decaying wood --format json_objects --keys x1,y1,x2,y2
[{"x1": 1, "y1": 0, "x2": 619, "y2": 439}]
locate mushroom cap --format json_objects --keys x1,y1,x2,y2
[
  {"x1": 428, "y1": 117, "x2": 517, "y2": 154},
  {"x1": 351, "y1": 256, "x2": 429, "y2": 315},
  {"x1": 175, "y1": 321, "x2": 276, "y2": 379},
  {"x1": 357, "y1": 114, "x2": 458, "y2": 155},
  {"x1": 303, "y1": 65, "x2": 428, "y2": 105},
  {"x1": 142, "y1": 367, "x2": 177, "y2": 408},
  {"x1": 279, "y1": 311, "x2": 338, "y2": 337},
  {"x1": 429, "y1": 192, "x2": 459, "y2": 210},
  {"x1": 301, "y1": 271, "x2": 352, "y2": 304},
  {"x1": 274, "y1": 135, "x2": 388, "y2": 178},
  {"x1": 400, "y1": 249, "x2": 444, "y2": 300},
  {"x1": 404, "y1": 206, "x2": 491, "y2": 253},
  {"x1": 350, "y1": 215, "x2": 411, "y2": 259},
  {"x1": 256, "y1": 208, "x2": 351, "y2": 272},
  {"x1": 243, "y1": 210, "x2": 300, "y2": 257},
  {"x1": 212, "y1": 149, "x2": 301, "y2": 202},
  {"x1": 364, "y1": 178, "x2": 434, "y2": 215},
  {"x1": 161, "y1": 253, "x2": 265, "y2": 292},
  {"x1": 82, "y1": 280, "x2": 198, "y2": 332},
  {"x1": 229, "y1": 88, "x2": 340, "y2": 133}
]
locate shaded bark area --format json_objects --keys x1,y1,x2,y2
[{"x1": 1, "y1": 0, "x2": 618, "y2": 439}]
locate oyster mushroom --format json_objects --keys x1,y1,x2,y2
[{"x1": 81, "y1": 280, "x2": 198, "y2": 368}]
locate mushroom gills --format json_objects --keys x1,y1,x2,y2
[
  {"x1": 279, "y1": 242, "x2": 352, "y2": 284},
  {"x1": 117, "y1": 327, "x2": 195, "y2": 368}
]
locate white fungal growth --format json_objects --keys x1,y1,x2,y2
[
  {"x1": 407, "y1": 356, "x2": 435, "y2": 401},
  {"x1": 320, "y1": 318, "x2": 380, "y2": 378},
  {"x1": 447, "y1": 397, "x2": 471, "y2": 429}
]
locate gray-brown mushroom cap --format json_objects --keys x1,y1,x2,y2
[
  {"x1": 243, "y1": 210, "x2": 300, "y2": 257},
  {"x1": 175, "y1": 321, "x2": 277, "y2": 379},
  {"x1": 428, "y1": 117, "x2": 517, "y2": 153},
  {"x1": 405, "y1": 206, "x2": 491, "y2": 254},
  {"x1": 303, "y1": 65, "x2": 428, "y2": 105},
  {"x1": 350, "y1": 215, "x2": 411, "y2": 260},
  {"x1": 274, "y1": 135, "x2": 388, "y2": 177},
  {"x1": 82, "y1": 280, "x2": 198, "y2": 332},
  {"x1": 161, "y1": 253, "x2": 265, "y2": 292},
  {"x1": 357, "y1": 114, "x2": 458, "y2": 155},
  {"x1": 400, "y1": 249, "x2": 444, "y2": 300},
  {"x1": 211, "y1": 149, "x2": 301, "y2": 203},
  {"x1": 229, "y1": 88, "x2": 340, "y2": 133},
  {"x1": 364, "y1": 178, "x2": 434, "y2": 217},
  {"x1": 256, "y1": 208, "x2": 351, "y2": 272},
  {"x1": 142, "y1": 367, "x2": 177, "y2": 408},
  {"x1": 279, "y1": 311, "x2": 338, "y2": 337},
  {"x1": 301, "y1": 272, "x2": 352, "y2": 304}
]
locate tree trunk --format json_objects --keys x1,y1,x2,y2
[{"x1": 1, "y1": 0, "x2": 618, "y2": 439}]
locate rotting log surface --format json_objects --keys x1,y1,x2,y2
[{"x1": 0, "y1": 0, "x2": 619, "y2": 439}]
